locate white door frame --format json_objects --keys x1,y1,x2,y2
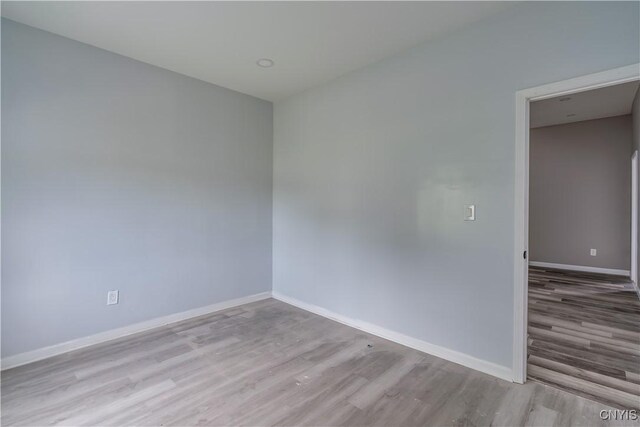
[
  {"x1": 512, "y1": 63, "x2": 640, "y2": 384},
  {"x1": 632, "y1": 150, "x2": 638, "y2": 285}
]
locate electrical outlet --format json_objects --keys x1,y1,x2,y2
[
  {"x1": 107, "y1": 290, "x2": 119, "y2": 305},
  {"x1": 590, "y1": 249, "x2": 597, "y2": 256}
]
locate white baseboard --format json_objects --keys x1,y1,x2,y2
[
  {"x1": 529, "y1": 261, "x2": 630, "y2": 277},
  {"x1": 1, "y1": 291, "x2": 271, "y2": 371},
  {"x1": 272, "y1": 292, "x2": 513, "y2": 382}
]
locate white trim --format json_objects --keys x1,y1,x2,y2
[
  {"x1": 1, "y1": 291, "x2": 271, "y2": 371},
  {"x1": 529, "y1": 261, "x2": 630, "y2": 277},
  {"x1": 513, "y1": 87, "x2": 530, "y2": 384},
  {"x1": 273, "y1": 292, "x2": 513, "y2": 382},
  {"x1": 631, "y1": 151, "x2": 638, "y2": 285},
  {"x1": 513, "y1": 63, "x2": 640, "y2": 385}
]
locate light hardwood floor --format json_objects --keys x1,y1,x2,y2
[
  {"x1": 2, "y1": 298, "x2": 638, "y2": 426},
  {"x1": 528, "y1": 266, "x2": 640, "y2": 410}
]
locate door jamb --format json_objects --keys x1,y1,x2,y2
[{"x1": 512, "y1": 63, "x2": 640, "y2": 384}]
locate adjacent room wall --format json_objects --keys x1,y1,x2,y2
[
  {"x1": 1, "y1": 19, "x2": 273, "y2": 358},
  {"x1": 633, "y1": 88, "x2": 640, "y2": 284},
  {"x1": 273, "y1": 2, "x2": 639, "y2": 369},
  {"x1": 634, "y1": 87, "x2": 640, "y2": 157},
  {"x1": 529, "y1": 116, "x2": 632, "y2": 271}
]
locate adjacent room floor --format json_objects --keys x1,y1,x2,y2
[
  {"x1": 2, "y1": 299, "x2": 633, "y2": 427},
  {"x1": 528, "y1": 266, "x2": 640, "y2": 410}
]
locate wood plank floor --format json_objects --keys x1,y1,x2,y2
[
  {"x1": 2, "y1": 298, "x2": 638, "y2": 426},
  {"x1": 528, "y1": 266, "x2": 640, "y2": 410}
]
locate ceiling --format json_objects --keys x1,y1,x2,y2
[
  {"x1": 1, "y1": 1, "x2": 513, "y2": 101},
  {"x1": 530, "y1": 81, "x2": 640, "y2": 129}
]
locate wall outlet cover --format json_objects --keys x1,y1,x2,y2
[
  {"x1": 590, "y1": 249, "x2": 597, "y2": 256},
  {"x1": 107, "y1": 290, "x2": 119, "y2": 305}
]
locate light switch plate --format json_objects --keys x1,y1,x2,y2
[
  {"x1": 464, "y1": 204, "x2": 476, "y2": 221},
  {"x1": 590, "y1": 249, "x2": 597, "y2": 256},
  {"x1": 107, "y1": 290, "x2": 119, "y2": 305}
]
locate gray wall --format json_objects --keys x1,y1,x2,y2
[
  {"x1": 273, "y1": 2, "x2": 640, "y2": 368},
  {"x1": 529, "y1": 116, "x2": 632, "y2": 271},
  {"x1": 1, "y1": 19, "x2": 273, "y2": 358}
]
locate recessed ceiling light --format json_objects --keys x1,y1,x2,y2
[
  {"x1": 559, "y1": 97, "x2": 572, "y2": 102},
  {"x1": 256, "y1": 58, "x2": 274, "y2": 68}
]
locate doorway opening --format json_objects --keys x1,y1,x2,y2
[{"x1": 513, "y1": 64, "x2": 640, "y2": 408}]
